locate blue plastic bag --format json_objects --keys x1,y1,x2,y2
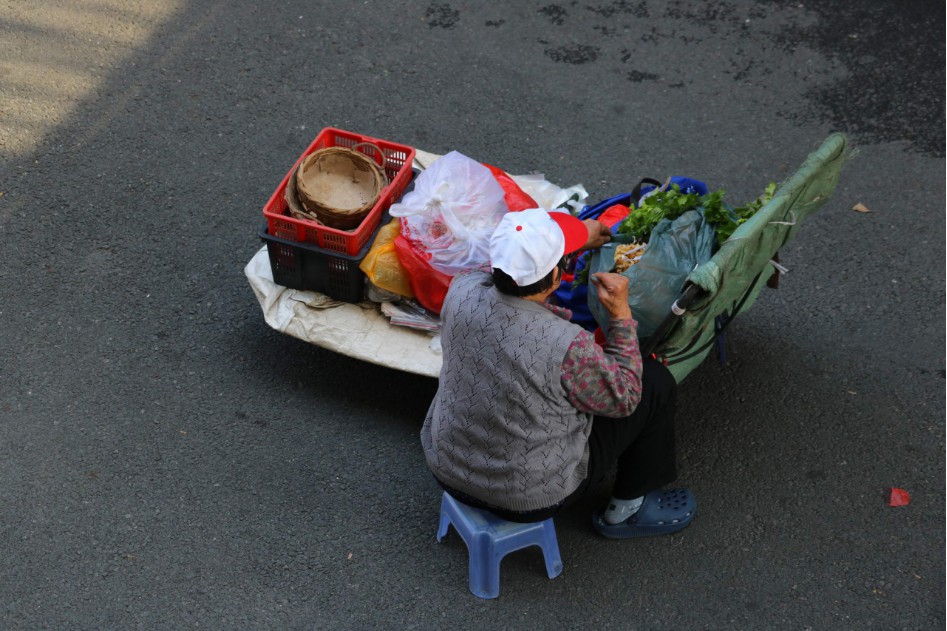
[
  {"x1": 553, "y1": 251, "x2": 597, "y2": 330},
  {"x1": 639, "y1": 176, "x2": 709, "y2": 199}
]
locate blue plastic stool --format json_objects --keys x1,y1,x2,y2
[{"x1": 436, "y1": 492, "x2": 563, "y2": 599}]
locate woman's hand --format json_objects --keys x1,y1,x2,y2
[
  {"x1": 591, "y1": 272, "x2": 632, "y2": 320},
  {"x1": 582, "y1": 219, "x2": 612, "y2": 250}
]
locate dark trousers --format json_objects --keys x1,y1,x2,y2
[
  {"x1": 585, "y1": 357, "x2": 679, "y2": 500},
  {"x1": 440, "y1": 358, "x2": 679, "y2": 522}
]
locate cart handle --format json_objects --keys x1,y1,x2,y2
[{"x1": 642, "y1": 282, "x2": 704, "y2": 358}]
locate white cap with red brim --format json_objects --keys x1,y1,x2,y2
[{"x1": 489, "y1": 208, "x2": 588, "y2": 286}]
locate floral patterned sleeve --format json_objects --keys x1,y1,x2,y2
[{"x1": 559, "y1": 318, "x2": 643, "y2": 417}]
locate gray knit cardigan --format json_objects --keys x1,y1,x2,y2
[{"x1": 420, "y1": 271, "x2": 592, "y2": 512}]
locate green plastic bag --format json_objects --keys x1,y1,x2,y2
[{"x1": 588, "y1": 210, "x2": 716, "y2": 340}]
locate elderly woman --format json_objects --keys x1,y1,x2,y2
[{"x1": 421, "y1": 208, "x2": 695, "y2": 537}]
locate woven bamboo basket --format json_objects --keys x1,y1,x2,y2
[
  {"x1": 284, "y1": 163, "x2": 322, "y2": 225},
  {"x1": 294, "y1": 144, "x2": 387, "y2": 230}
]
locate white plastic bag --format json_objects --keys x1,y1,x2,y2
[
  {"x1": 389, "y1": 151, "x2": 508, "y2": 275},
  {"x1": 512, "y1": 174, "x2": 588, "y2": 215}
]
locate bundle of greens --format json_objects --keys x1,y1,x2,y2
[
  {"x1": 617, "y1": 185, "x2": 704, "y2": 242},
  {"x1": 617, "y1": 182, "x2": 778, "y2": 246},
  {"x1": 701, "y1": 181, "x2": 778, "y2": 244}
]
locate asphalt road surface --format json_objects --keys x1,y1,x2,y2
[{"x1": 1, "y1": 1, "x2": 944, "y2": 629}]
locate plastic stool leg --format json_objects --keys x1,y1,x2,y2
[
  {"x1": 468, "y1": 531, "x2": 501, "y2": 599},
  {"x1": 436, "y1": 493, "x2": 454, "y2": 542},
  {"x1": 437, "y1": 493, "x2": 460, "y2": 543},
  {"x1": 436, "y1": 511, "x2": 451, "y2": 542},
  {"x1": 539, "y1": 519, "x2": 563, "y2": 579}
]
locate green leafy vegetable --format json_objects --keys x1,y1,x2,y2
[
  {"x1": 570, "y1": 252, "x2": 592, "y2": 288},
  {"x1": 703, "y1": 181, "x2": 778, "y2": 245},
  {"x1": 617, "y1": 181, "x2": 778, "y2": 246},
  {"x1": 617, "y1": 184, "x2": 703, "y2": 242}
]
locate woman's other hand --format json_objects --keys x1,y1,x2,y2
[{"x1": 582, "y1": 219, "x2": 612, "y2": 250}]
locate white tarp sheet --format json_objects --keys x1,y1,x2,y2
[
  {"x1": 245, "y1": 149, "x2": 587, "y2": 378},
  {"x1": 245, "y1": 246, "x2": 443, "y2": 377}
]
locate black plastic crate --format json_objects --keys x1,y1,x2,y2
[{"x1": 260, "y1": 220, "x2": 381, "y2": 303}]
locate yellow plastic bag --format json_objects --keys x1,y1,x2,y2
[{"x1": 359, "y1": 219, "x2": 415, "y2": 299}]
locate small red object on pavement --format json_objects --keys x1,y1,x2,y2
[{"x1": 889, "y1": 487, "x2": 910, "y2": 507}]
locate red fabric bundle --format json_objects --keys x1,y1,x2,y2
[
  {"x1": 483, "y1": 163, "x2": 538, "y2": 212},
  {"x1": 393, "y1": 235, "x2": 452, "y2": 314}
]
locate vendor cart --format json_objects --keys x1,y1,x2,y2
[{"x1": 246, "y1": 134, "x2": 850, "y2": 382}]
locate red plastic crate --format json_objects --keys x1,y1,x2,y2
[{"x1": 263, "y1": 128, "x2": 416, "y2": 256}]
